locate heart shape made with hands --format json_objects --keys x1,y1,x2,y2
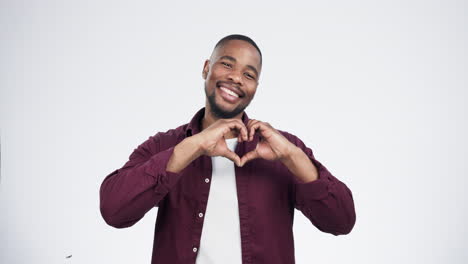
[{"x1": 213, "y1": 120, "x2": 294, "y2": 167}]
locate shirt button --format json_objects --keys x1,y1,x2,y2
[
  {"x1": 198, "y1": 212, "x2": 204, "y2": 218},
  {"x1": 205, "y1": 178, "x2": 210, "y2": 183},
  {"x1": 193, "y1": 247, "x2": 198, "y2": 253}
]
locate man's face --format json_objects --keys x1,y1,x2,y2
[{"x1": 203, "y1": 39, "x2": 262, "y2": 119}]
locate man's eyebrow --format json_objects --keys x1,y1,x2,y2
[
  {"x1": 219, "y1": 55, "x2": 259, "y2": 77},
  {"x1": 220, "y1": 55, "x2": 236, "y2": 62}
]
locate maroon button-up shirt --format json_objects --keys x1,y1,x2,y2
[{"x1": 100, "y1": 107, "x2": 356, "y2": 264}]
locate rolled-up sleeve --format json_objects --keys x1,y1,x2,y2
[
  {"x1": 99, "y1": 134, "x2": 183, "y2": 228},
  {"x1": 284, "y1": 132, "x2": 356, "y2": 235}
]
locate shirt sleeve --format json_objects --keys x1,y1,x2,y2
[
  {"x1": 99, "y1": 133, "x2": 183, "y2": 228},
  {"x1": 284, "y1": 132, "x2": 356, "y2": 235}
]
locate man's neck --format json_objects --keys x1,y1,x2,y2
[{"x1": 202, "y1": 106, "x2": 243, "y2": 139}]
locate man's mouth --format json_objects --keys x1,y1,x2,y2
[
  {"x1": 216, "y1": 82, "x2": 243, "y2": 98},
  {"x1": 220, "y1": 86, "x2": 240, "y2": 98},
  {"x1": 216, "y1": 82, "x2": 243, "y2": 103}
]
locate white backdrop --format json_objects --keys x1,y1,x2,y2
[{"x1": 1, "y1": 1, "x2": 467, "y2": 263}]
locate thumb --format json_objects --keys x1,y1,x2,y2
[
  {"x1": 222, "y1": 150, "x2": 241, "y2": 167},
  {"x1": 240, "y1": 150, "x2": 259, "y2": 167}
]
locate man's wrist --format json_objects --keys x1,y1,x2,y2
[
  {"x1": 280, "y1": 145, "x2": 302, "y2": 165},
  {"x1": 280, "y1": 146, "x2": 319, "y2": 183},
  {"x1": 184, "y1": 135, "x2": 204, "y2": 158},
  {"x1": 166, "y1": 135, "x2": 204, "y2": 173}
]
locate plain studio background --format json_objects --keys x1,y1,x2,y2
[{"x1": 1, "y1": 0, "x2": 467, "y2": 263}]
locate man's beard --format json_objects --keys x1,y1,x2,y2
[{"x1": 205, "y1": 84, "x2": 249, "y2": 119}]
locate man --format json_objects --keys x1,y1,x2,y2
[{"x1": 100, "y1": 34, "x2": 356, "y2": 264}]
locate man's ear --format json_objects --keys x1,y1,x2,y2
[{"x1": 202, "y1": 59, "x2": 210, "y2": 79}]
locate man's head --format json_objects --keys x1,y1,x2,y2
[{"x1": 203, "y1": 34, "x2": 262, "y2": 119}]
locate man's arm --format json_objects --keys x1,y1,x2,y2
[
  {"x1": 283, "y1": 131, "x2": 356, "y2": 236},
  {"x1": 165, "y1": 136, "x2": 203, "y2": 173},
  {"x1": 238, "y1": 119, "x2": 356, "y2": 235},
  {"x1": 100, "y1": 119, "x2": 249, "y2": 228},
  {"x1": 99, "y1": 133, "x2": 194, "y2": 228},
  {"x1": 280, "y1": 145, "x2": 319, "y2": 183}
]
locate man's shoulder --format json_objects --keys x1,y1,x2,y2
[
  {"x1": 152, "y1": 122, "x2": 189, "y2": 142},
  {"x1": 276, "y1": 128, "x2": 310, "y2": 151},
  {"x1": 138, "y1": 122, "x2": 189, "y2": 153}
]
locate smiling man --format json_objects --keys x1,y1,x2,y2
[{"x1": 100, "y1": 34, "x2": 356, "y2": 264}]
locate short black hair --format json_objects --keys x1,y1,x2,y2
[{"x1": 214, "y1": 34, "x2": 262, "y2": 64}]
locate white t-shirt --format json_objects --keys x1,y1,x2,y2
[{"x1": 195, "y1": 137, "x2": 242, "y2": 264}]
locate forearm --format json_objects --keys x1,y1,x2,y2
[
  {"x1": 166, "y1": 136, "x2": 202, "y2": 173},
  {"x1": 293, "y1": 155, "x2": 356, "y2": 235},
  {"x1": 100, "y1": 146, "x2": 182, "y2": 228},
  {"x1": 281, "y1": 146, "x2": 319, "y2": 183},
  {"x1": 295, "y1": 176, "x2": 356, "y2": 235},
  {"x1": 281, "y1": 132, "x2": 356, "y2": 235}
]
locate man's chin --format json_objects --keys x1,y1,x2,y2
[
  {"x1": 211, "y1": 103, "x2": 244, "y2": 119},
  {"x1": 206, "y1": 91, "x2": 247, "y2": 119},
  {"x1": 217, "y1": 103, "x2": 237, "y2": 113}
]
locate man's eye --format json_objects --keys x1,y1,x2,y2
[
  {"x1": 244, "y1": 73, "x2": 255, "y2": 80},
  {"x1": 221, "y1": 62, "x2": 232, "y2": 68}
]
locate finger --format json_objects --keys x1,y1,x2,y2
[
  {"x1": 223, "y1": 149, "x2": 241, "y2": 166},
  {"x1": 246, "y1": 120, "x2": 257, "y2": 141},
  {"x1": 247, "y1": 119, "x2": 256, "y2": 127},
  {"x1": 235, "y1": 123, "x2": 243, "y2": 142},
  {"x1": 226, "y1": 120, "x2": 248, "y2": 141},
  {"x1": 252, "y1": 121, "x2": 273, "y2": 141},
  {"x1": 247, "y1": 119, "x2": 258, "y2": 139},
  {"x1": 236, "y1": 120, "x2": 249, "y2": 141},
  {"x1": 248, "y1": 121, "x2": 262, "y2": 141},
  {"x1": 240, "y1": 150, "x2": 259, "y2": 167},
  {"x1": 237, "y1": 130, "x2": 246, "y2": 142}
]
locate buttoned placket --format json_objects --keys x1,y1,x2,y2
[
  {"x1": 185, "y1": 110, "x2": 254, "y2": 263},
  {"x1": 193, "y1": 136, "x2": 254, "y2": 262},
  {"x1": 233, "y1": 133, "x2": 255, "y2": 264},
  {"x1": 191, "y1": 154, "x2": 213, "y2": 260}
]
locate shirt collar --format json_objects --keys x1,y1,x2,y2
[{"x1": 185, "y1": 107, "x2": 250, "y2": 137}]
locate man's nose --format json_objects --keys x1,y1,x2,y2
[{"x1": 227, "y1": 69, "x2": 243, "y2": 85}]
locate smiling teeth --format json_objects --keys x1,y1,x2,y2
[{"x1": 220, "y1": 87, "x2": 239, "y2": 98}]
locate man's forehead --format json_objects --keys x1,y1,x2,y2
[{"x1": 211, "y1": 40, "x2": 262, "y2": 67}]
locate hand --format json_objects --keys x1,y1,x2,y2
[
  {"x1": 239, "y1": 119, "x2": 297, "y2": 167},
  {"x1": 194, "y1": 119, "x2": 248, "y2": 166}
]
